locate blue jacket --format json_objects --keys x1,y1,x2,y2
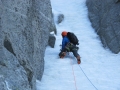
[{"x1": 62, "y1": 36, "x2": 70, "y2": 50}]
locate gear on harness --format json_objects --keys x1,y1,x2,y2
[{"x1": 65, "y1": 42, "x2": 79, "y2": 52}]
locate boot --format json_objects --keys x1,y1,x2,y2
[{"x1": 77, "y1": 56, "x2": 81, "y2": 64}]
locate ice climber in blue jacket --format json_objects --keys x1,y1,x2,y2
[{"x1": 59, "y1": 31, "x2": 81, "y2": 64}]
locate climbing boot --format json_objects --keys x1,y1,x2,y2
[{"x1": 77, "y1": 56, "x2": 81, "y2": 64}]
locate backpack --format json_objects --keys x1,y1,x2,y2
[{"x1": 67, "y1": 32, "x2": 79, "y2": 45}]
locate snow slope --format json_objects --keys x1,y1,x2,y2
[{"x1": 36, "y1": 0, "x2": 120, "y2": 90}]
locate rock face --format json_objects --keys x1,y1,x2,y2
[
  {"x1": 0, "y1": 0, "x2": 56, "y2": 90},
  {"x1": 86, "y1": 0, "x2": 120, "y2": 53}
]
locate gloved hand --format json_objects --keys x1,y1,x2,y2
[{"x1": 59, "y1": 52, "x2": 66, "y2": 58}]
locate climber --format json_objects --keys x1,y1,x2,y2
[{"x1": 59, "y1": 31, "x2": 81, "y2": 64}]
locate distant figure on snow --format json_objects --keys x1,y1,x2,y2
[{"x1": 59, "y1": 31, "x2": 81, "y2": 64}]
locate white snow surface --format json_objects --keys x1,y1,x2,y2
[{"x1": 36, "y1": 0, "x2": 120, "y2": 90}]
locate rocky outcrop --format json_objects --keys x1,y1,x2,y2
[
  {"x1": 48, "y1": 34, "x2": 56, "y2": 48},
  {"x1": 86, "y1": 0, "x2": 120, "y2": 53},
  {"x1": 0, "y1": 0, "x2": 56, "y2": 90},
  {"x1": 57, "y1": 14, "x2": 64, "y2": 24}
]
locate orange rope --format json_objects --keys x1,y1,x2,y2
[{"x1": 70, "y1": 57, "x2": 78, "y2": 90}]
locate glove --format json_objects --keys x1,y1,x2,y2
[{"x1": 59, "y1": 52, "x2": 66, "y2": 58}]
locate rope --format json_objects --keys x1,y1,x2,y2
[
  {"x1": 69, "y1": 53, "x2": 98, "y2": 90},
  {"x1": 70, "y1": 56, "x2": 78, "y2": 90},
  {"x1": 78, "y1": 64, "x2": 98, "y2": 90}
]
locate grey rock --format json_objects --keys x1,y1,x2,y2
[
  {"x1": 0, "y1": 0, "x2": 56, "y2": 90},
  {"x1": 0, "y1": 76, "x2": 7, "y2": 90},
  {"x1": 86, "y1": 0, "x2": 120, "y2": 53},
  {"x1": 57, "y1": 14, "x2": 64, "y2": 24},
  {"x1": 48, "y1": 34, "x2": 56, "y2": 48},
  {"x1": 116, "y1": 0, "x2": 120, "y2": 3}
]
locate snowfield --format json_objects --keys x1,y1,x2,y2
[{"x1": 36, "y1": 0, "x2": 120, "y2": 90}]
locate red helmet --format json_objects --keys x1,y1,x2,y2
[{"x1": 61, "y1": 31, "x2": 68, "y2": 36}]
